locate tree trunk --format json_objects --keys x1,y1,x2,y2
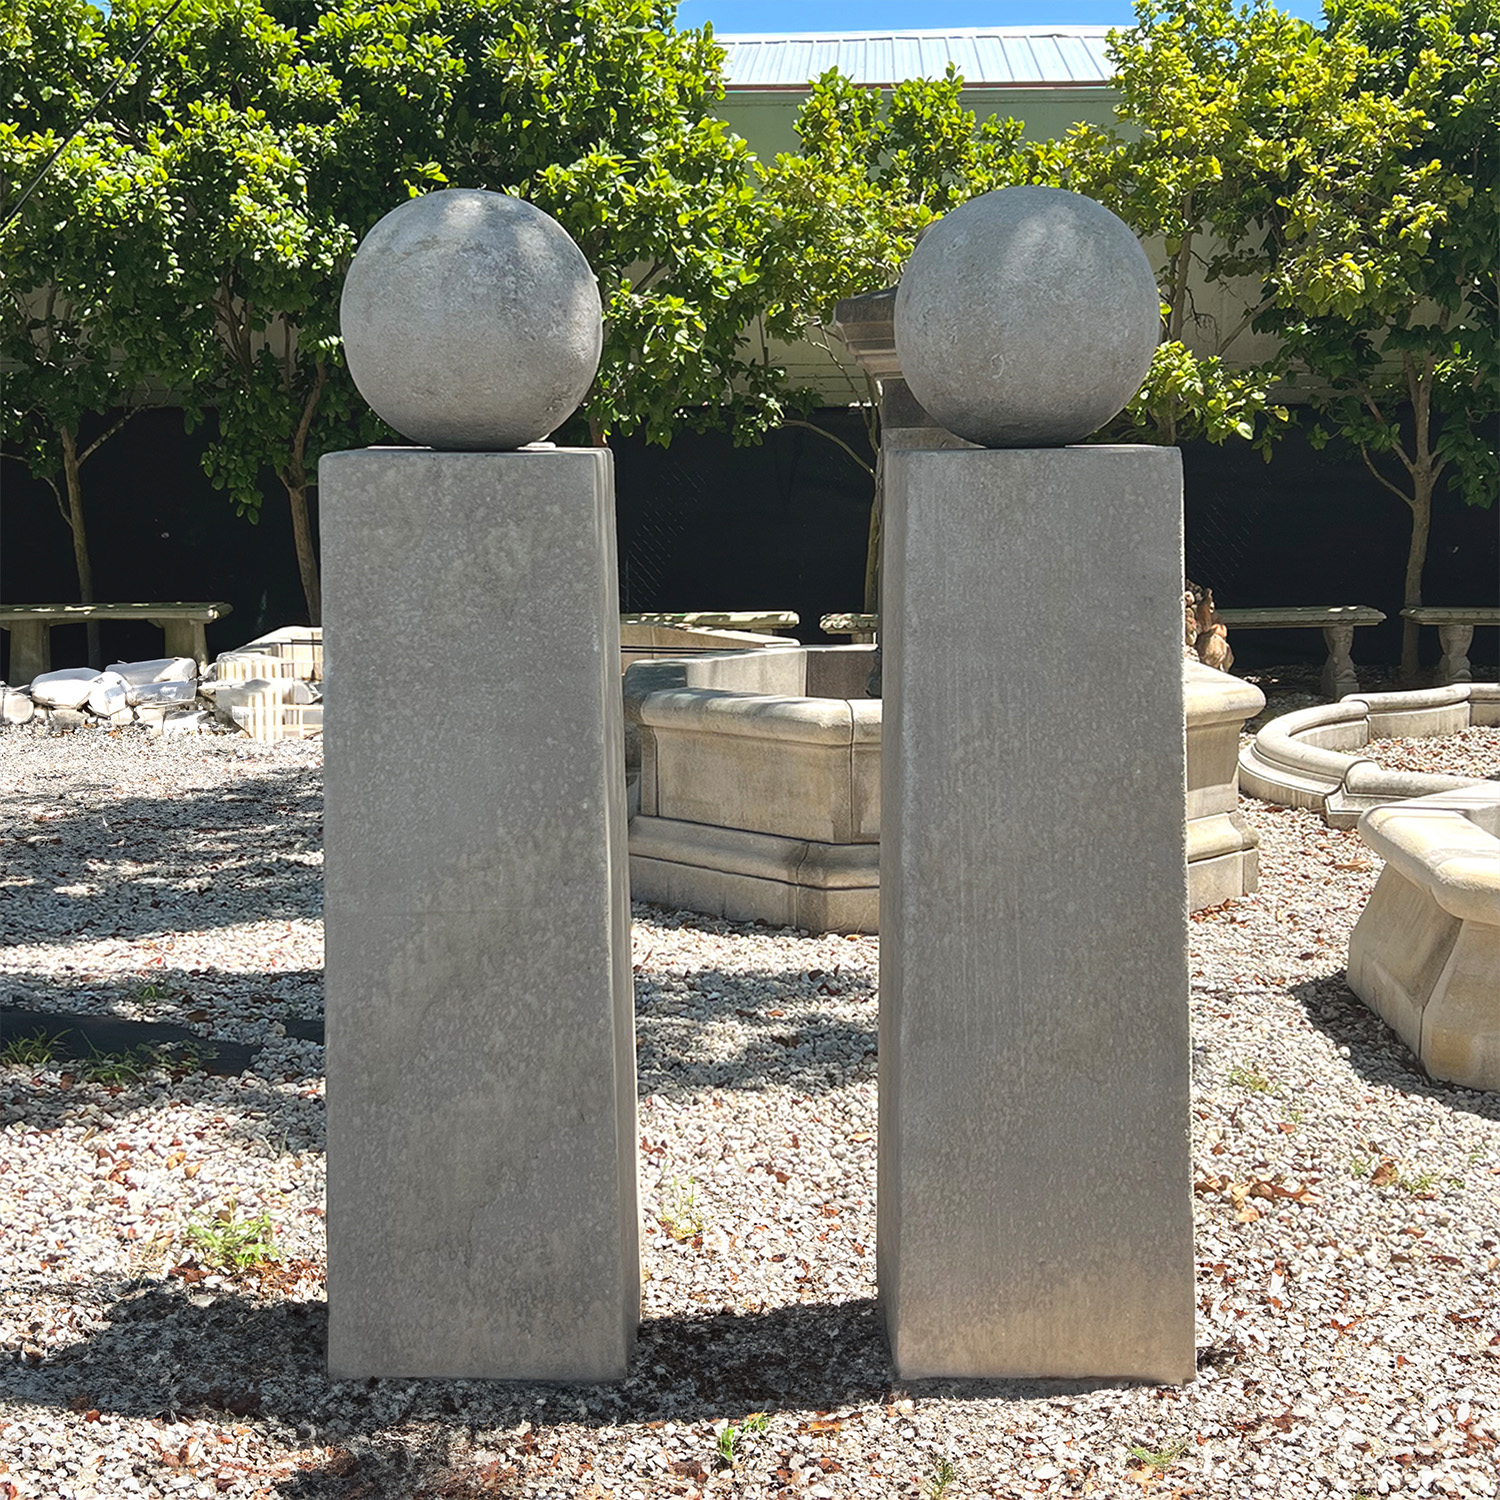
[
  {"x1": 1399, "y1": 359, "x2": 1440, "y2": 685},
  {"x1": 286, "y1": 478, "x2": 322, "y2": 626},
  {"x1": 60, "y1": 426, "x2": 102, "y2": 668},
  {"x1": 283, "y1": 364, "x2": 328, "y2": 626},
  {"x1": 863, "y1": 449, "x2": 883, "y2": 614},
  {"x1": 1400, "y1": 475, "x2": 1432, "y2": 684}
]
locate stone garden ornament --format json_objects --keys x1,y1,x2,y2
[
  {"x1": 340, "y1": 187, "x2": 603, "y2": 450},
  {"x1": 326, "y1": 181, "x2": 1194, "y2": 1387},
  {"x1": 324, "y1": 189, "x2": 638, "y2": 1381},
  {"x1": 894, "y1": 185, "x2": 1160, "y2": 447},
  {"x1": 879, "y1": 186, "x2": 1196, "y2": 1381}
]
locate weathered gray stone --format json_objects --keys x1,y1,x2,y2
[
  {"x1": 107, "y1": 655, "x2": 198, "y2": 688},
  {"x1": 131, "y1": 678, "x2": 199, "y2": 708},
  {"x1": 321, "y1": 445, "x2": 637, "y2": 1381},
  {"x1": 87, "y1": 672, "x2": 130, "y2": 717},
  {"x1": 161, "y1": 708, "x2": 210, "y2": 735},
  {"x1": 879, "y1": 444, "x2": 1194, "y2": 1382},
  {"x1": 340, "y1": 190, "x2": 602, "y2": 451},
  {"x1": 31, "y1": 668, "x2": 100, "y2": 709},
  {"x1": 894, "y1": 188, "x2": 1160, "y2": 447},
  {"x1": 2, "y1": 689, "x2": 34, "y2": 726},
  {"x1": 1349, "y1": 786, "x2": 1500, "y2": 1092}
]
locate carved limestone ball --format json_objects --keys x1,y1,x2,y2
[
  {"x1": 340, "y1": 189, "x2": 602, "y2": 450},
  {"x1": 893, "y1": 187, "x2": 1160, "y2": 448}
]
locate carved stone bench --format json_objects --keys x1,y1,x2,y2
[
  {"x1": 0, "y1": 602, "x2": 232, "y2": 683},
  {"x1": 1401, "y1": 606, "x2": 1499, "y2": 686},
  {"x1": 1349, "y1": 785, "x2": 1500, "y2": 1091},
  {"x1": 1212, "y1": 605, "x2": 1385, "y2": 699}
]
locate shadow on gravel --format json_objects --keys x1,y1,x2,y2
[
  {"x1": 636, "y1": 964, "x2": 876, "y2": 1100},
  {"x1": 0, "y1": 1065, "x2": 325, "y2": 1152},
  {"x1": 0, "y1": 961, "x2": 321, "y2": 1043},
  {"x1": 0, "y1": 771, "x2": 323, "y2": 941},
  {"x1": 1290, "y1": 974, "x2": 1500, "y2": 1123},
  {"x1": 12, "y1": 1281, "x2": 1137, "y2": 1498}
]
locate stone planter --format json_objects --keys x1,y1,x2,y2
[{"x1": 625, "y1": 647, "x2": 1264, "y2": 931}]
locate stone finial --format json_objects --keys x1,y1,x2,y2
[
  {"x1": 893, "y1": 186, "x2": 1160, "y2": 448},
  {"x1": 340, "y1": 189, "x2": 603, "y2": 451}
]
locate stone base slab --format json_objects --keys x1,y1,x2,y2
[{"x1": 630, "y1": 815, "x2": 878, "y2": 933}]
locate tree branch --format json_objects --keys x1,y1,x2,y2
[
  {"x1": 41, "y1": 470, "x2": 68, "y2": 528},
  {"x1": 1360, "y1": 447, "x2": 1414, "y2": 511},
  {"x1": 782, "y1": 418, "x2": 875, "y2": 477},
  {"x1": 77, "y1": 408, "x2": 141, "y2": 467},
  {"x1": 1216, "y1": 294, "x2": 1275, "y2": 354},
  {"x1": 1360, "y1": 391, "x2": 1416, "y2": 478},
  {"x1": 286, "y1": 358, "x2": 330, "y2": 484}
]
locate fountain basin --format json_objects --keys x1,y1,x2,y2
[{"x1": 625, "y1": 647, "x2": 1263, "y2": 932}]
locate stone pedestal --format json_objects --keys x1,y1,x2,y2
[
  {"x1": 878, "y1": 445, "x2": 1195, "y2": 1382},
  {"x1": 321, "y1": 446, "x2": 638, "y2": 1380}
]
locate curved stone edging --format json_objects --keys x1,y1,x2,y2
[
  {"x1": 1238, "y1": 683, "x2": 1500, "y2": 828},
  {"x1": 1349, "y1": 785, "x2": 1500, "y2": 1091}
]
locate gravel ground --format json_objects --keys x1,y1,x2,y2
[{"x1": 1, "y1": 696, "x2": 1497, "y2": 1500}]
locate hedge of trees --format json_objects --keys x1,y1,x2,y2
[{"x1": 3, "y1": 0, "x2": 1494, "y2": 666}]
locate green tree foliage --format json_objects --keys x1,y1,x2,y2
[
  {"x1": 195, "y1": 0, "x2": 800, "y2": 623},
  {"x1": 758, "y1": 9, "x2": 1301, "y2": 456},
  {"x1": 0, "y1": 0, "x2": 194, "y2": 661},
  {"x1": 298, "y1": 0, "x2": 797, "y2": 453},
  {"x1": 755, "y1": 70, "x2": 1029, "y2": 605},
  {"x1": 1037, "y1": 0, "x2": 1315, "y2": 449},
  {"x1": 1260, "y1": 0, "x2": 1498, "y2": 673},
  {"x1": 9, "y1": 0, "x2": 800, "y2": 627},
  {"x1": 118, "y1": 0, "x2": 377, "y2": 627},
  {"x1": 758, "y1": 1, "x2": 1496, "y2": 647}
]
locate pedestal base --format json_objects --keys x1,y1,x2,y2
[
  {"x1": 879, "y1": 445, "x2": 1195, "y2": 1382},
  {"x1": 321, "y1": 446, "x2": 638, "y2": 1380}
]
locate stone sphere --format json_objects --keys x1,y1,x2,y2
[
  {"x1": 893, "y1": 187, "x2": 1160, "y2": 447},
  {"x1": 340, "y1": 189, "x2": 602, "y2": 450}
]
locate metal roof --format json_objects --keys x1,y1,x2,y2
[{"x1": 715, "y1": 27, "x2": 1115, "y2": 90}]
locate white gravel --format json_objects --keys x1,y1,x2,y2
[{"x1": 1, "y1": 708, "x2": 1497, "y2": 1500}]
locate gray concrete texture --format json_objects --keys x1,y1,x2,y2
[
  {"x1": 878, "y1": 444, "x2": 1195, "y2": 1382},
  {"x1": 894, "y1": 188, "x2": 1160, "y2": 448},
  {"x1": 321, "y1": 447, "x2": 638, "y2": 1379},
  {"x1": 340, "y1": 190, "x2": 602, "y2": 451}
]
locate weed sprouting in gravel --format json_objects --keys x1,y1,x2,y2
[
  {"x1": 1227, "y1": 1065, "x2": 1274, "y2": 1093},
  {"x1": 77, "y1": 1041, "x2": 203, "y2": 1085},
  {"x1": 78, "y1": 1046, "x2": 152, "y2": 1086},
  {"x1": 1129, "y1": 1437, "x2": 1189, "y2": 1471},
  {"x1": 714, "y1": 1412, "x2": 769, "y2": 1471},
  {"x1": 130, "y1": 979, "x2": 180, "y2": 1004},
  {"x1": 659, "y1": 1175, "x2": 705, "y2": 1241},
  {"x1": 925, "y1": 1455, "x2": 959, "y2": 1497},
  {"x1": 715, "y1": 1423, "x2": 737, "y2": 1469},
  {"x1": 0, "y1": 1028, "x2": 64, "y2": 1067},
  {"x1": 183, "y1": 1203, "x2": 282, "y2": 1270}
]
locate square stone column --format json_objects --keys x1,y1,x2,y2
[
  {"x1": 878, "y1": 445, "x2": 1194, "y2": 1383},
  {"x1": 321, "y1": 446, "x2": 638, "y2": 1380}
]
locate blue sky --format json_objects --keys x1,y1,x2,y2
[{"x1": 676, "y1": 1, "x2": 1327, "y2": 31}]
